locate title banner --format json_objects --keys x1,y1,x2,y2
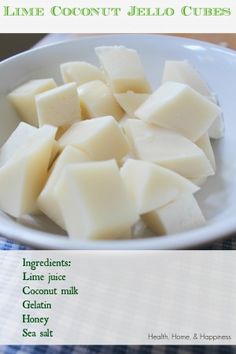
[
  {"x1": 0, "y1": 251, "x2": 236, "y2": 345},
  {"x1": 0, "y1": 0, "x2": 235, "y2": 33}
]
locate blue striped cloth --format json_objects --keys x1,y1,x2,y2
[
  {"x1": 1, "y1": 345, "x2": 236, "y2": 354},
  {"x1": 0, "y1": 235, "x2": 236, "y2": 354}
]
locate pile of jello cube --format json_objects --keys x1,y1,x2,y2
[{"x1": 0, "y1": 45, "x2": 224, "y2": 240}]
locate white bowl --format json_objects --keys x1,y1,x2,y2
[{"x1": 0, "y1": 34, "x2": 236, "y2": 249}]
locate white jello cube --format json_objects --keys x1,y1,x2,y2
[
  {"x1": 61, "y1": 61, "x2": 105, "y2": 86},
  {"x1": 78, "y1": 80, "x2": 124, "y2": 120},
  {"x1": 162, "y1": 60, "x2": 212, "y2": 96},
  {"x1": 0, "y1": 122, "x2": 59, "y2": 170},
  {"x1": 59, "y1": 116, "x2": 130, "y2": 162},
  {"x1": 142, "y1": 194, "x2": 206, "y2": 235},
  {"x1": 0, "y1": 122, "x2": 36, "y2": 166},
  {"x1": 95, "y1": 46, "x2": 151, "y2": 93},
  {"x1": 38, "y1": 145, "x2": 89, "y2": 229},
  {"x1": 36, "y1": 83, "x2": 81, "y2": 127},
  {"x1": 120, "y1": 159, "x2": 198, "y2": 214},
  {"x1": 54, "y1": 160, "x2": 138, "y2": 240},
  {"x1": 207, "y1": 95, "x2": 225, "y2": 139},
  {"x1": 0, "y1": 125, "x2": 57, "y2": 217},
  {"x1": 162, "y1": 61, "x2": 224, "y2": 139},
  {"x1": 114, "y1": 92, "x2": 149, "y2": 117},
  {"x1": 8, "y1": 79, "x2": 57, "y2": 126},
  {"x1": 124, "y1": 119, "x2": 214, "y2": 178},
  {"x1": 135, "y1": 82, "x2": 220, "y2": 142}
]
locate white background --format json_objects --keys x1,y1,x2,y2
[{"x1": 0, "y1": 0, "x2": 235, "y2": 33}]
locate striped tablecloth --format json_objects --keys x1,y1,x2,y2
[{"x1": 0, "y1": 345, "x2": 235, "y2": 354}]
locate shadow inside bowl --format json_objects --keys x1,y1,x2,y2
[{"x1": 17, "y1": 214, "x2": 67, "y2": 236}]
